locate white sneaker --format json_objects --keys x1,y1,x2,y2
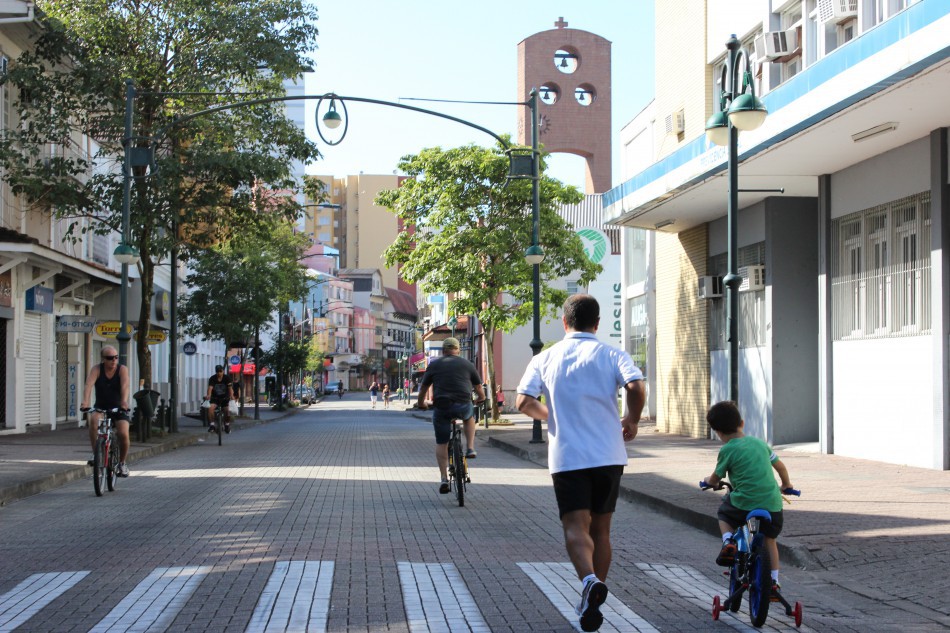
[
  {"x1": 576, "y1": 580, "x2": 608, "y2": 632},
  {"x1": 117, "y1": 463, "x2": 130, "y2": 478}
]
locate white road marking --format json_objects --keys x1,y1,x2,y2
[
  {"x1": 88, "y1": 565, "x2": 211, "y2": 633},
  {"x1": 0, "y1": 571, "x2": 88, "y2": 632},
  {"x1": 245, "y1": 560, "x2": 334, "y2": 633},
  {"x1": 398, "y1": 562, "x2": 490, "y2": 633},
  {"x1": 637, "y1": 563, "x2": 813, "y2": 632},
  {"x1": 518, "y1": 562, "x2": 659, "y2": 632}
]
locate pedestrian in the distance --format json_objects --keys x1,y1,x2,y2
[
  {"x1": 369, "y1": 381, "x2": 379, "y2": 409},
  {"x1": 516, "y1": 294, "x2": 645, "y2": 633}
]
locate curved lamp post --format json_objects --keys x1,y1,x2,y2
[
  {"x1": 704, "y1": 34, "x2": 768, "y2": 404},
  {"x1": 318, "y1": 91, "x2": 546, "y2": 442}
]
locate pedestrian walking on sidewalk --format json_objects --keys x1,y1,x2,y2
[
  {"x1": 702, "y1": 400, "x2": 794, "y2": 598},
  {"x1": 516, "y1": 294, "x2": 645, "y2": 633}
]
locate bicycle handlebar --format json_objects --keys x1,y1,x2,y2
[
  {"x1": 699, "y1": 480, "x2": 800, "y2": 496},
  {"x1": 80, "y1": 407, "x2": 130, "y2": 414}
]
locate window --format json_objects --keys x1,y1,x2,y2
[
  {"x1": 707, "y1": 243, "x2": 767, "y2": 351},
  {"x1": 831, "y1": 192, "x2": 931, "y2": 340}
]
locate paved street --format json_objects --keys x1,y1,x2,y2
[{"x1": 0, "y1": 395, "x2": 946, "y2": 631}]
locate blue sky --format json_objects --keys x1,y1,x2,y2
[{"x1": 303, "y1": 1, "x2": 655, "y2": 192}]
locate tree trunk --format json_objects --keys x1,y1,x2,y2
[{"x1": 484, "y1": 326, "x2": 498, "y2": 421}]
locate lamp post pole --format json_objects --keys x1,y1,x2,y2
[
  {"x1": 118, "y1": 79, "x2": 135, "y2": 369},
  {"x1": 705, "y1": 35, "x2": 768, "y2": 405},
  {"x1": 527, "y1": 89, "x2": 545, "y2": 444}
]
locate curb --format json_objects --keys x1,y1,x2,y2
[
  {"x1": 485, "y1": 434, "x2": 817, "y2": 570},
  {"x1": 0, "y1": 409, "x2": 299, "y2": 507}
]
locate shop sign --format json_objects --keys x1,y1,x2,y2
[
  {"x1": 95, "y1": 321, "x2": 134, "y2": 338},
  {"x1": 133, "y1": 329, "x2": 168, "y2": 345},
  {"x1": 0, "y1": 272, "x2": 11, "y2": 308},
  {"x1": 56, "y1": 316, "x2": 98, "y2": 333},
  {"x1": 182, "y1": 341, "x2": 198, "y2": 355},
  {"x1": 25, "y1": 286, "x2": 53, "y2": 313}
]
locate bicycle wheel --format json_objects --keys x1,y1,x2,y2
[
  {"x1": 747, "y1": 546, "x2": 772, "y2": 627},
  {"x1": 93, "y1": 438, "x2": 106, "y2": 497},
  {"x1": 216, "y1": 409, "x2": 223, "y2": 446},
  {"x1": 451, "y1": 437, "x2": 465, "y2": 507},
  {"x1": 106, "y1": 433, "x2": 119, "y2": 492}
]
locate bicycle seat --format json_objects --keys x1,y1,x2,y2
[{"x1": 745, "y1": 508, "x2": 773, "y2": 522}]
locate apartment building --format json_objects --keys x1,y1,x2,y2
[{"x1": 605, "y1": 0, "x2": 950, "y2": 468}]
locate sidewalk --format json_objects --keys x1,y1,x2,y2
[
  {"x1": 0, "y1": 403, "x2": 299, "y2": 506},
  {"x1": 476, "y1": 412, "x2": 950, "y2": 623}
]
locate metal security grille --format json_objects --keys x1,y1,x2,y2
[
  {"x1": 0, "y1": 319, "x2": 6, "y2": 428},
  {"x1": 707, "y1": 243, "x2": 767, "y2": 351},
  {"x1": 831, "y1": 192, "x2": 931, "y2": 340},
  {"x1": 56, "y1": 332, "x2": 68, "y2": 420},
  {"x1": 21, "y1": 313, "x2": 42, "y2": 426}
]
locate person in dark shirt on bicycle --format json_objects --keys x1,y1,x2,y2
[
  {"x1": 80, "y1": 345, "x2": 131, "y2": 477},
  {"x1": 206, "y1": 365, "x2": 234, "y2": 434},
  {"x1": 416, "y1": 337, "x2": 486, "y2": 494}
]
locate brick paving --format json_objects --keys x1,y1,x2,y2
[{"x1": 0, "y1": 397, "x2": 948, "y2": 631}]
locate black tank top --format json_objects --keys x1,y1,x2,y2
[{"x1": 94, "y1": 363, "x2": 122, "y2": 409}]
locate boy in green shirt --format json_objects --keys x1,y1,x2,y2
[{"x1": 702, "y1": 401, "x2": 794, "y2": 595}]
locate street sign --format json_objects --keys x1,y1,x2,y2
[
  {"x1": 229, "y1": 354, "x2": 241, "y2": 365},
  {"x1": 182, "y1": 341, "x2": 197, "y2": 355}
]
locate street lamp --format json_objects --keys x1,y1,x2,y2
[
  {"x1": 524, "y1": 89, "x2": 545, "y2": 444},
  {"x1": 704, "y1": 34, "x2": 768, "y2": 404},
  {"x1": 116, "y1": 79, "x2": 142, "y2": 369},
  {"x1": 448, "y1": 315, "x2": 458, "y2": 339}
]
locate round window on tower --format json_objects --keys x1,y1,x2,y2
[
  {"x1": 575, "y1": 84, "x2": 596, "y2": 106},
  {"x1": 539, "y1": 83, "x2": 561, "y2": 105},
  {"x1": 554, "y1": 48, "x2": 579, "y2": 74}
]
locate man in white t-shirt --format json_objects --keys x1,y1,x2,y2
[{"x1": 516, "y1": 294, "x2": 645, "y2": 633}]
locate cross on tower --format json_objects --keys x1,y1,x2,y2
[{"x1": 555, "y1": 17, "x2": 568, "y2": 29}]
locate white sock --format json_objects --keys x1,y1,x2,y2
[
  {"x1": 581, "y1": 573, "x2": 598, "y2": 588},
  {"x1": 771, "y1": 570, "x2": 779, "y2": 582},
  {"x1": 722, "y1": 532, "x2": 733, "y2": 543}
]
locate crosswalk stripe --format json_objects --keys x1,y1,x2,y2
[
  {"x1": 518, "y1": 562, "x2": 659, "y2": 633},
  {"x1": 398, "y1": 562, "x2": 490, "y2": 633},
  {"x1": 637, "y1": 563, "x2": 815, "y2": 633},
  {"x1": 245, "y1": 560, "x2": 334, "y2": 633},
  {"x1": 88, "y1": 565, "x2": 211, "y2": 633},
  {"x1": 0, "y1": 571, "x2": 89, "y2": 632}
]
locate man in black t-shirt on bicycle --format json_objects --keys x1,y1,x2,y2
[
  {"x1": 206, "y1": 365, "x2": 234, "y2": 434},
  {"x1": 416, "y1": 338, "x2": 486, "y2": 494}
]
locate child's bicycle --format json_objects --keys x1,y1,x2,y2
[{"x1": 699, "y1": 480, "x2": 803, "y2": 628}]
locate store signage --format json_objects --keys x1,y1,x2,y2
[
  {"x1": 25, "y1": 286, "x2": 53, "y2": 313},
  {"x1": 95, "y1": 321, "x2": 134, "y2": 338},
  {"x1": 133, "y1": 329, "x2": 168, "y2": 345},
  {"x1": 56, "y1": 316, "x2": 98, "y2": 333},
  {"x1": 0, "y1": 272, "x2": 11, "y2": 308},
  {"x1": 182, "y1": 341, "x2": 198, "y2": 355}
]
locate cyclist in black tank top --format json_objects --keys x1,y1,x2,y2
[{"x1": 80, "y1": 345, "x2": 131, "y2": 477}]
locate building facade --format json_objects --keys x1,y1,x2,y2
[{"x1": 605, "y1": 0, "x2": 950, "y2": 468}]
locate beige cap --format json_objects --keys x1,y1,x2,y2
[{"x1": 442, "y1": 337, "x2": 460, "y2": 349}]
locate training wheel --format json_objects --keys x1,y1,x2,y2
[
  {"x1": 793, "y1": 601, "x2": 803, "y2": 627},
  {"x1": 712, "y1": 595, "x2": 722, "y2": 620}
]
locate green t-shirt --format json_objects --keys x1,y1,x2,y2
[{"x1": 714, "y1": 435, "x2": 782, "y2": 512}]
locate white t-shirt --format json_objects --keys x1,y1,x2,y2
[{"x1": 517, "y1": 331, "x2": 643, "y2": 474}]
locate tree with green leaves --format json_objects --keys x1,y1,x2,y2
[
  {"x1": 379, "y1": 141, "x2": 601, "y2": 420},
  {"x1": 0, "y1": 0, "x2": 320, "y2": 385},
  {"x1": 179, "y1": 217, "x2": 311, "y2": 401}
]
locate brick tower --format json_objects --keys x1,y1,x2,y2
[{"x1": 517, "y1": 17, "x2": 612, "y2": 194}]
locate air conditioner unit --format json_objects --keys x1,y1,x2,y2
[
  {"x1": 665, "y1": 110, "x2": 685, "y2": 135},
  {"x1": 754, "y1": 29, "x2": 799, "y2": 60},
  {"x1": 698, "y1": 276, "x2": 723, "y2": 299},
  {"x1": 818, "y1": 0, "x2": 857, "y2": 23},
  {"x1": 738, "y1": 265, "x2": 766, "y2": 292}
]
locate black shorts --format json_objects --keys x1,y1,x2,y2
[
  {"x1": 94, "y1": 406, "x2": 129, "y2": 422},
  {"x1": 717, "y1": 495, "x2": 783, "y2": 538},
  {"x1": 552, "y1": 465, "x2": 625, "y2": 519}
]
